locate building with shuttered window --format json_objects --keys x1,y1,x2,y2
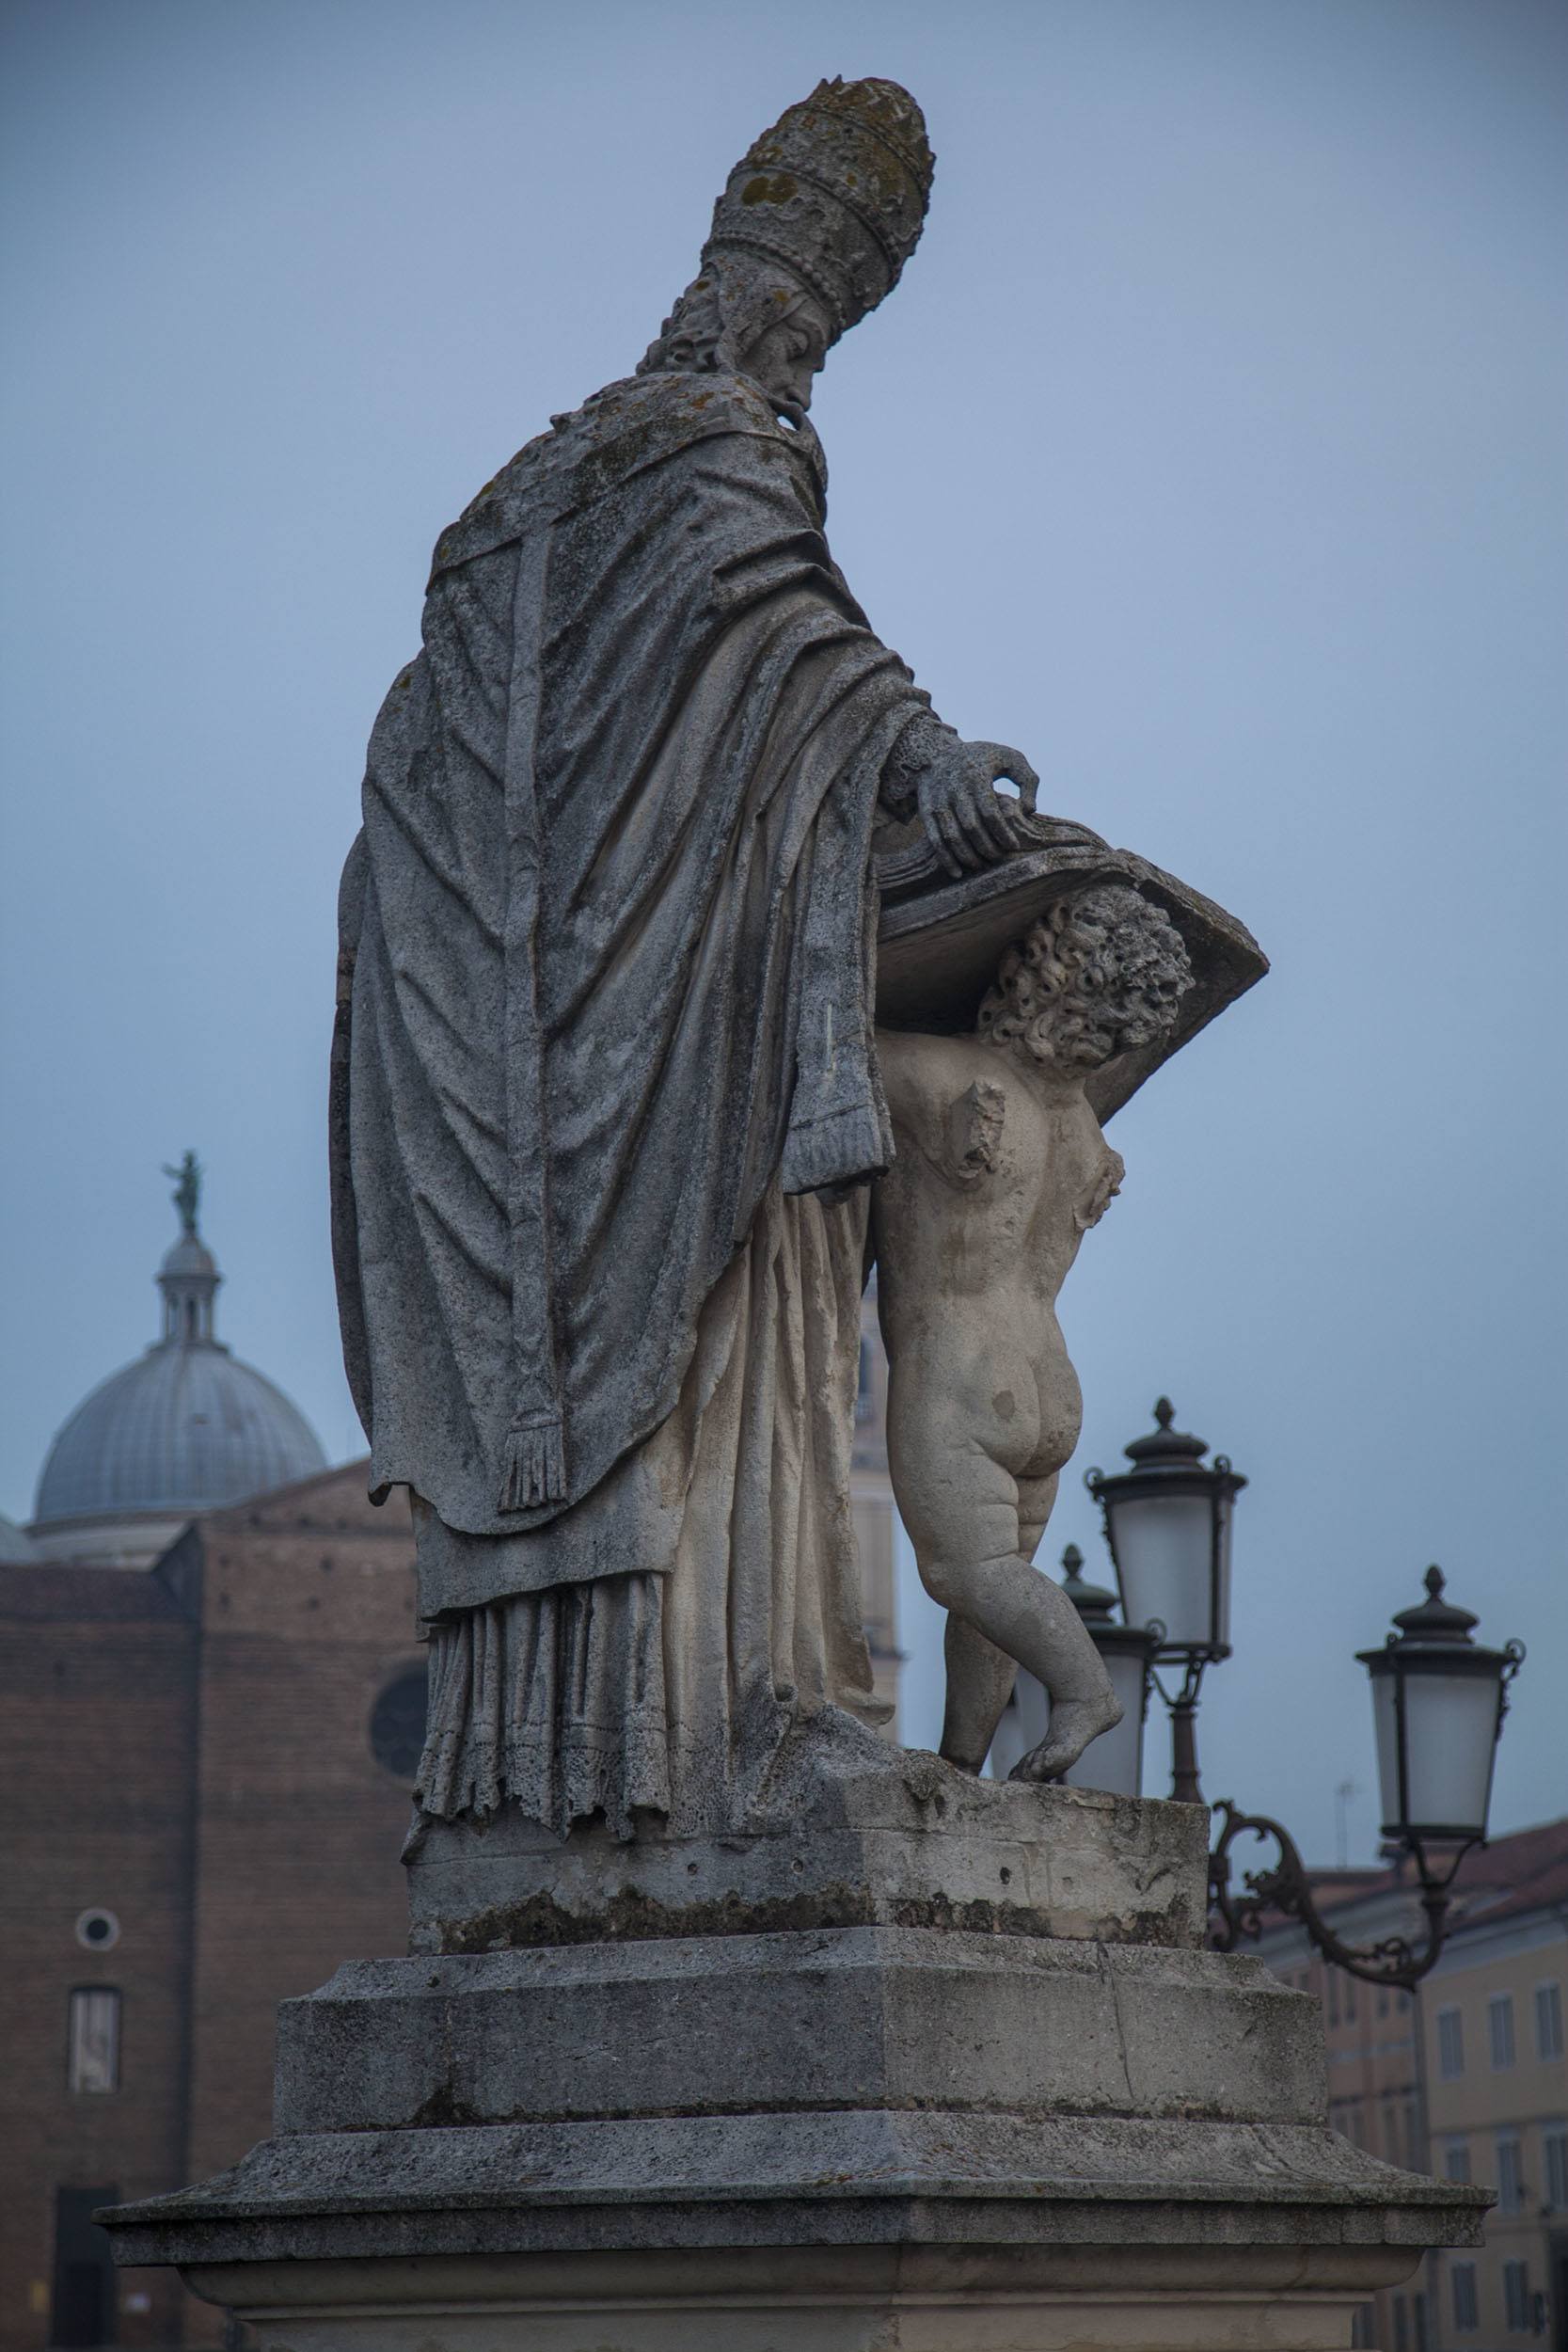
[{"x1": 1255, "y1": 1820, "x2": 1568, "y2": 2352}]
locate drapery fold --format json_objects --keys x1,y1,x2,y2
[
  {"x1": 415, "y1": 1183, "x2": 879, "y2": 1840},
  {"x1": 331, "y1": 370, "x2": 926, "y2": 1600}
]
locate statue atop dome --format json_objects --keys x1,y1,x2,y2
[{"x1": 162, "y1": 1148, "x2": 202, "y2": 1239}]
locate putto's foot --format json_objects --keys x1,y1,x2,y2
[{"x1": 1007, "y1": 1691, "x2": 1123, "y2": 1784}]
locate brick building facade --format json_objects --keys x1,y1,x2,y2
[
  {"x1": 4, "y1": 1189, "x2": 907, "y2": 2349},
  {"x1": 1, "y1": 1464, "x2": 424, "y2": 2349}
]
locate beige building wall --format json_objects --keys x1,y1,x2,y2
[
  {"x1": 1421, "y1": 1909, "x2": 1568, "y2": 2351},
  {"x1": 1257, "y1": 1822, "x2": 1568, "y2": 2352}
]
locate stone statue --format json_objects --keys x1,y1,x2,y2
[
  {"x1": 873, "y1": 887, "x2": 1193, "y2": 1783},
  {"x1": 331, "y1": 77, "x2": 1053, "y2": 1840},
  {"x1": 105, "y1": 85, "x2": 1481, "y2": 2352},
  {"x1": 162, "y1": 1150, "x2": 201, "y2": 1238}
]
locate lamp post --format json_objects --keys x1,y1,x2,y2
[
  {"x1": 1077, "y1": 1400, "x2": 1524, "y2": 1992},
  {"x1": 1085, "y1": 1399, "x2": 1244, "y2": 1803}
]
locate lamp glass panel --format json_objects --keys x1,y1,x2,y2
[
  {"x1": 1109, "y1": 1491, "x2": 1215, "y2": 1652},
  {"x1": 1401, "y1": 1667, "x2": 1501, "y2": 1839},
  {"x1": 1062, "y1": 1647, "x2": 1147, "y2": 1798},
  {"x1": 1211, "y1": 1493, "x2": 1234, "y2": 1651},
  {"x1": 1370, "y1": 1670, "x2": 1402, "y2": 1836}
]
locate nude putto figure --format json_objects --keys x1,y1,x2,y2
[{"x1": 872, "y1": 884, "x2": 1194, "y2": 1783}]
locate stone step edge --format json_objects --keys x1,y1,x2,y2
[{"x1": 100, "y1": 2113, "x2": 1490, "y2": 2233}]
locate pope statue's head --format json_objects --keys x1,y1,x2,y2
[{"x1": 639, "y1": 77, "x2": 934, "y2": 416}]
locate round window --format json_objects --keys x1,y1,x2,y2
[
  {"x1": 75, "y1": 1908, "x2": 120, "y2": 1951},
  {"x1": 369, "y1": 1664, "x2": 429, "y2": 1782}
]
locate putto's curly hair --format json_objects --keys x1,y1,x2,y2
[
  {"x1": 977, "y1": 886, "x2": 1194, "y2": 1073},
  {"x1": 638, "y1": 253, "x2": 813, "y2": 379}
]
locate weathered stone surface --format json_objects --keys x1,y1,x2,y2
[
  {"x1": 273, "y1": 1931, "x2": 1323, "y2": 2137},
  {"x1": 103, "y1": 1813, "x2": 1484, "y2": 2345},
  {"x1": 105, "y1": 2105, "x2": 1485, "y2": 2259},
  {"x1": 404, "y1": 1728, "x2": 1211, "y2": 1952}
]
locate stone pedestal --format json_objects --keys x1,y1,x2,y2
[{"x1": 102, "y1": 1730, "x2": 1484, "y2": 2348}]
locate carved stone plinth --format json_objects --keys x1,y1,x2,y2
[
  {"x1": 403, "y1": 1724, "x2": 1210, "y2": 1952},
  {"x1": 101, "y1": 1746, "x2": 1484, "y2": 2350}
]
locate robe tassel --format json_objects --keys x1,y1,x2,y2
[{"x1": 499, "y1": 1413, "x2": 567, "y2": 1512}]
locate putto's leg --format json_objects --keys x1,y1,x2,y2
[
  {"x1": 893, "y1": 1434, "x2": 1119, "y2": 1783},
  {"x1": 940, "y1": 1615, "x2": 1017, "y2": 1772},
  {"x1": 1015, "y1": 1470, "x2": 1060, "y2": 1571},
  {"x1": 927, "y1": 1469, "x2": 1062, "y2": 1774}
]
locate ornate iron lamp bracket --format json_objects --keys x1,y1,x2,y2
[{"x1": 1207, "y1": 1800, "x2": 1463, "y2": 1992}]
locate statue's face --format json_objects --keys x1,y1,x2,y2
[{"x1": 740, "y1": 293, "x2": 833, "y2": 413}]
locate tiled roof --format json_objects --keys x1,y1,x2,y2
[{"x1": 1286, "y1": 1819, "x2": 1568, "y2": 1939}]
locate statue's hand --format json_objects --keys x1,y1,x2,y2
[{"x1": 917, "y1": 739, "x2": 1039, "y2": 878}]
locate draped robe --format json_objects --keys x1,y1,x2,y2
[{"x1": 331, "y1": 369, "x2": 929, "y2": 1833}]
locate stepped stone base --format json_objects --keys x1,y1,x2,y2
[
  {"x1": 101, "y1": 1742, "x2": 1486, "y2": 2349},
  {"x1": 113, "y1": 2249, "x2": 1453, "y2": 2352}
]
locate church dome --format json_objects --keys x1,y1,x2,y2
[{"x1": 29, "y1": 1157, "x2": 327, "y2": 1565}]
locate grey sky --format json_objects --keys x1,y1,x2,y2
[{"x1": 3, "y1": 0, "x2": 1562, "y2": 1860}]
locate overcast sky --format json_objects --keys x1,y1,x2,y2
[{"x1": 3, "y1": 0, "x2": 1562, "y2": 1860}]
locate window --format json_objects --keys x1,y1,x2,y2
[
  {"x1": 1381, "y1": 2096, "x2": 1399, "y2": 2160},
  {"x1": 1450, "y1": 2261, "x2": 1479, "y2": 2333},
  {"x1": 1443, "y1": 2136, "x2": 1471, "y2": 2184},
  {"x1": 1489, "y1": 1992, "x2": 1516, "y2": 2069},
  {"x1": 1378, "y1": 1985, "x2": 1390, "y2": 2020},
  {"x1": 1503, "y1": 2259, "x2": 1530, "y2": 2333},
  {"x1": 1544, "y1": 2122, "x2": 1568, "y2": 2212},
  {"x1": 1392, "y1": 2293, "x2": 1409, "y2": 2352},
  {"x1": 1326, "y1": 1971, "x2": 1340, "y2": 2026},
  {"x1": 1350, "y1": 2307, "x2": 1376, "y2": 2349},
  {"x1": 1536, "y1": 1979, "x2": 1564, "y2": 2061},
  {"x1": 368, "y1": 1664, "x2": 429, "y2": 1781},
  {"x1": 1344, "y1": 1974, "x2": 1357, "y2": 2024},
  {"x1": 1412, "y1": 2291, "x2": 1428, "y2": 2352},
  {"x1": 1437, "y1": 2006, "x2": 1465, "y2": 2079},
  {"x1": 66, "y1": 1988, "x2": 119, "y2": 2094},
  {"x1": 1495, "y1": 2132, "x2": 1524, "y2": 2215}
]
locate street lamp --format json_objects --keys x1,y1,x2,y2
[
  {"x1": 1211, "y1": 1565, "x2": 1523, "y2": 1988},
  {"x1": 1080, "y1": 1397, "x2": 1525, "y2": 1990},
  {"x1": 1055, "y1": 1544, "x2": 1164, "y2": 1800},
  {"x1": 1085, "y1": 1399, "x2": 1245, "y2": 1801},
  {"x1": 1358, "y1": 1566, "x2": 1522, "y2": 1854}
]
